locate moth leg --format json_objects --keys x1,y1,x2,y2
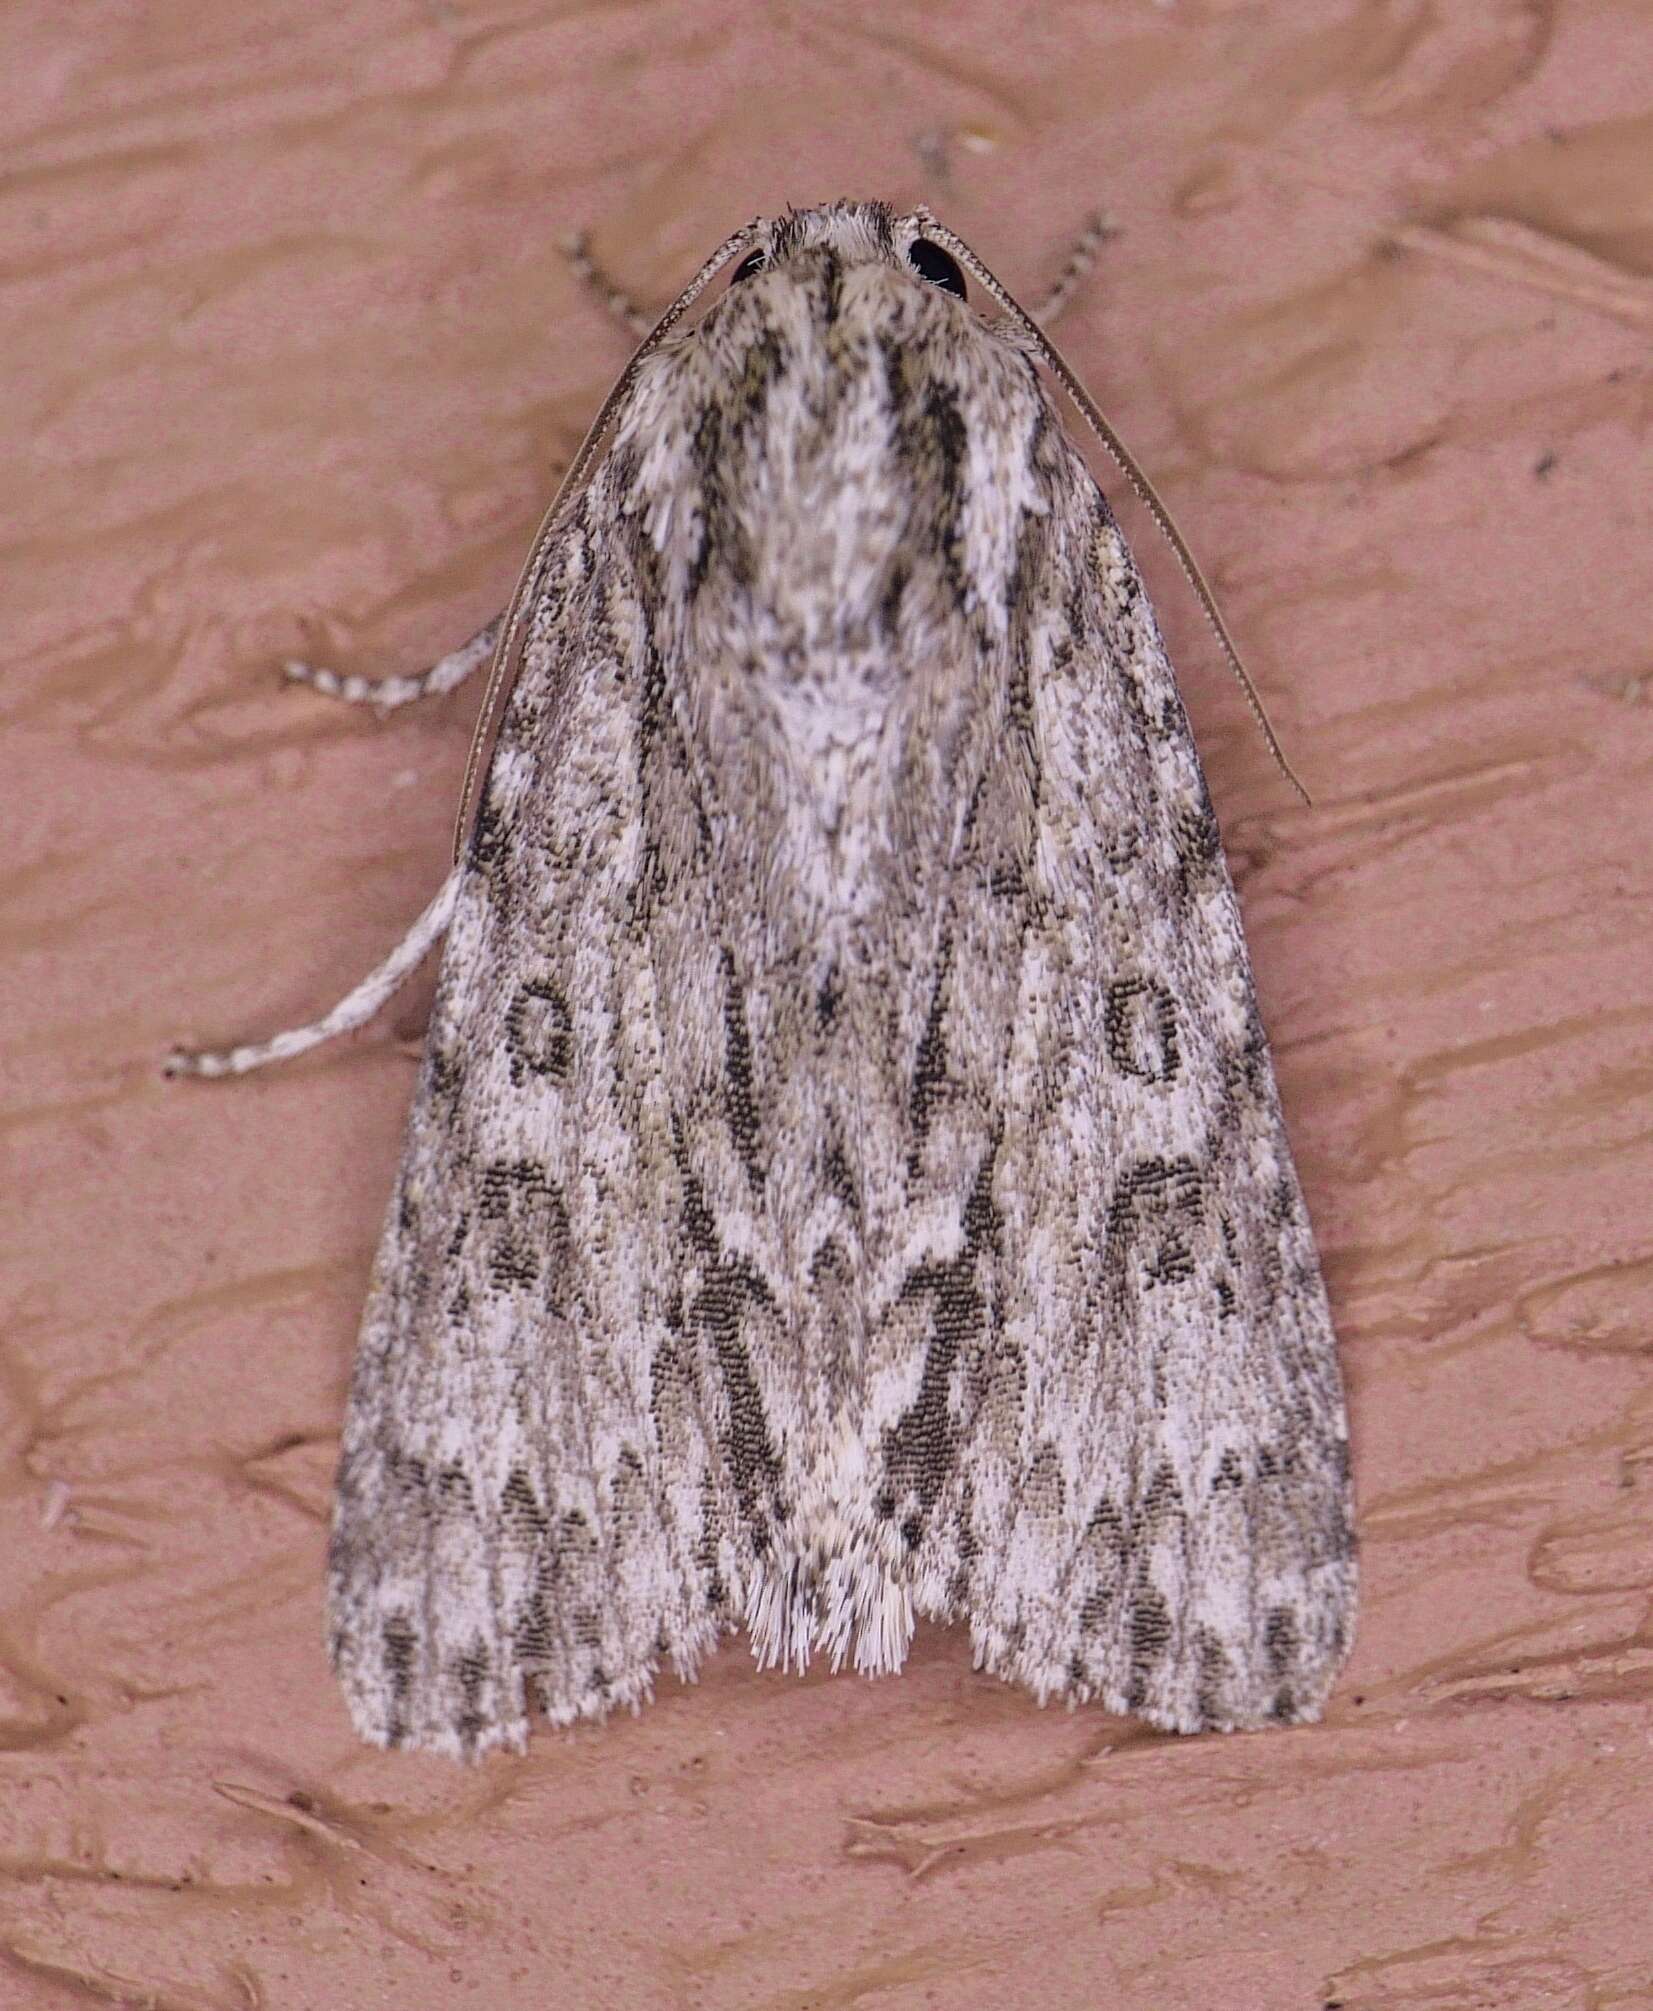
[
  {"x1": 561, "y1": 230, "x2": 655, "y2": 340},
  {"x1": 283, "y1": 614, "x2": 502, "y2": 711},
  {"x1": 164, "y1": 869, "x2": 461, "y2": 1079},
  {"x1": 1031, "y1": 212, "x2": 1117, "y2": 328}
]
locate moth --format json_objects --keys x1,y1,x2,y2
[{"x1": 173, "y1": 200, "x2": 1356, "y2": 1757}]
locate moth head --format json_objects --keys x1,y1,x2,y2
[{"x1": 721, "y1": 201, "x2": 971, "y2": 308}]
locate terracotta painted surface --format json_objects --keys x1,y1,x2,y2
[{"x1": 4, "y1": 3, "x2": 1651, "y2": 2006}]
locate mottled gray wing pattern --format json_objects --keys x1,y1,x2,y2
[
  {"x1": 327, "y1": 201, "x2": 1353, "y2": 1757},
  {"x1": 327, "y1": 465, "x2": 799, "y2": 1757},
  {"x1": 865, "y1": 466, "x2": 1357, "y2": 1732}
]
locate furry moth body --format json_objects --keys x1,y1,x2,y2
[{"x1": 183, "y1": 200, "x2": 1356, "y2": 1756}]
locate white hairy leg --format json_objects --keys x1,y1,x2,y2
[
  {"x1": 284, "y1": 615, "x2": 502, "y2": 711},
  {"x1": 165, "y1": 870, "x2": 460, "y2": 1078}
]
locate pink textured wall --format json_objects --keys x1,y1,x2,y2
[{"x1": 4, "y1": 3, "x2": 1651, "y2": 2005}]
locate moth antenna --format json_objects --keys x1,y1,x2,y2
[
  {"x1": 919, "y1": 214, "x2": 1313, "y2": 809},
  {"x1": 453, "y1": 219, "x2": 764, "y2": 861}
]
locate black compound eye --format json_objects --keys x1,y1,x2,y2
[
  {"x1": 907, "y1": 238, "x2": 966, "y2": 297},
  {"x1": 730, "y1": 249, "x2": 767, "y2": 284}
]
